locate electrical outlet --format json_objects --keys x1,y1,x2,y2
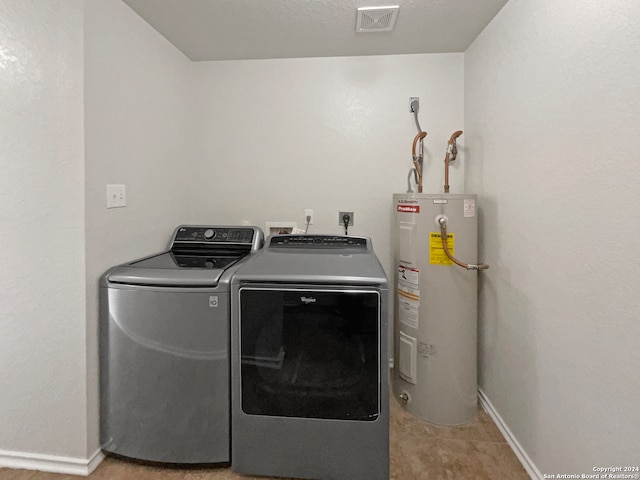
[
  {"x1": 304, "y1": 209, "x2": 314, "y2": 225},
  {"x1": 107, "y1": 184, "x2": 126, "y2": 208},
  {"x1": 409, "y1": 97, "x2": 419, "y2": 113},
  {"x1": 338, "y1": 211, "x2": 354, "y2": 226}
]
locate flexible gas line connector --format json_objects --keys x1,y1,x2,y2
[
  {"x1": 438, "y1": 217, "x2": 489, "y2": 271},
  {"x1": 407, "y1": 168, "x2": 418, "y2": 193}
]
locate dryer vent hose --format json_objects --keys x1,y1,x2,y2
[{"x1": 438, "y1": 217, "x2": 489, "y2": 271}]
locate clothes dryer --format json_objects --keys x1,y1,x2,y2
[{"x1": 230, "y1": 234, "x2": 389, "y2": 480}]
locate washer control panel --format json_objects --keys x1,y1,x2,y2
[
  {"x1": 173, "y1": 226, "x2": 256, "y2": 244},
  {"x1": 269, "y1": 235, "x2": 368, "y2": 249}
]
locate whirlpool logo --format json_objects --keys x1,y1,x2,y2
[{"x1": 300, "y1": 296, "x2": 317, "y2": 304}]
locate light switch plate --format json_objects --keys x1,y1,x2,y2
[{"x1": 107, "y1": 184, "x2": 126, "y2": 208}]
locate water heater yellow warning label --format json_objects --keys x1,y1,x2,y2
[{"x1": 429, "y1": 232, "x2": 454, "y2": 265}]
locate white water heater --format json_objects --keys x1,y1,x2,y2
[{"x1": 392, "y1": 193, "x2": 478, "y2": 426}]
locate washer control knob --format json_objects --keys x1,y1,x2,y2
[{"x1": 204, "y1": 229, "x2": 216, "y2": 240}]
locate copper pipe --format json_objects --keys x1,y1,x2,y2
[
  {"x1": 412, "y1": 131, "x2": 427, "y2": 193},
  {"x1": 412, "y1": 131, "x2": 427, "y2": 155},
  {"x1": 444, "y1": 164, "x2": 449, "y2": 193},
  {"x1": 438, "y1": 218, "x2": 489, "y2": 271},
  {"x1": 444, "y1": 130, "x2": 463, "y2": 194},
  {"x1": 413, "y1": 160, "x2": 423, "y2": 193}
]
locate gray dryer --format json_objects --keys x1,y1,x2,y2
[{"x1": 230, "y1": 234, "x2": 390, "y2": 480}]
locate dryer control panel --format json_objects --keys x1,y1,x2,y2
[{"x1": 269, "y1": 235, "x2": 368, "y2": 250}]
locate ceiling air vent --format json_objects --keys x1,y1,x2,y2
[{"x1": 356, "y1": 6, "x2": 399, "y2": 33}]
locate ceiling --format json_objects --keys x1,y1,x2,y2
[{"x1": 121, "y1": 0, "x2": 509, "y2": 61}]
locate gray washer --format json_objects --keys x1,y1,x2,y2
[
  {"x1": 230, "y1": 234, "x2": 390, "y2": 480},
  {"x1": 100, "y1": 225, "x2": 263, "y2": 464}
]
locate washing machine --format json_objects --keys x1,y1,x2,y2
[
  {"x1": 230, "y1": 234, "x2": 389, "y2": 480},
  {"x1": 100, "y1": 225, "x2": 263, "y2": 464}
]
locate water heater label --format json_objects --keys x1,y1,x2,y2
[
  {"x1": 397, "y1": 264, "x2": 420, "y2": 329},
  {"x1": 464, "y1": 198, "x2": 476, "y2": 217},
  {"x1": 397, "y1": 204, "x2": 420, "y2": 213},
  {"x1": 418, "y1": 341, "x2": 437, "y2": 359},
  {"x1": 429, "y1": 232, "x2": 455, "y2": 265}
]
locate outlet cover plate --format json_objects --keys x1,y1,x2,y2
[
  {"x1": 107, "y1": 184, "x2": 126, "y2": 208},
  {"x1": 409, "y1": 97, "x2": 419, "y2": 113},
  {"x1": 304, "y1": 209, "x2": 314, "y2": 225},
  {"x1": 338, "y1": 211, "x2": 354, "y2": 226}
]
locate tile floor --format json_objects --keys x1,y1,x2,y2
[{"x1": 0, "y1": 399, "x2": 529, "y2": 480}]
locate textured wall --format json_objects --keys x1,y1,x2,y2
[
  {"x1": 84, "y1": 0, "x2": 198, "y2": 453},
  {"x1": 193, "y1": 54, "x2": 465, "y2": 277},
  {"x1": 465, "y1": 0, "x2": 640, "y2": 475},
  {"x1": 0, "y1": 0, "x2": 462, "y2": 468},
  {"x1": 0, "y1": 0, "x2": 87, "y2": 458},
  {"x1": 10, "y1": 0, "x2": 639, "y2": 472}
]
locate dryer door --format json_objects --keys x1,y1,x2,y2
[{"x1": 238, "y1": 286, "x2": 380, "y2": 421}]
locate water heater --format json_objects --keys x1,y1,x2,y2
[{"x1": 392, "y1": 193, "x2": 478, "y2": 426}]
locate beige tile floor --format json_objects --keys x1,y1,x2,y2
[{"x1": 0, "y1": 399, "x2": 529, "y2": 480}]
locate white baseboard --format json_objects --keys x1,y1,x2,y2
[
  {"x1": 478, "y1": 388, "x2": 542, "y2": 480},
  {"x1": 0, "y1": 447, "x2": 104, "y2": 476},
  {"x1": 87, "y1": 449, "x2": 105, "y2": 474}
]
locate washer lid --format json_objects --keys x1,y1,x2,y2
[{"x1": 107, "y1": 252, "x2": 227, "y2": 287}]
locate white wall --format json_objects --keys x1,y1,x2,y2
[
  {"x1": 465, "y1": 0, "x2": 640, "y2": 475},
  {"x1": 84, "y1": 0, "x2": 198, "y2": 453},
  {"x1": 0, "y1": 0, "x2": 88, "y2": 459},
  {"x1": 11, "y1": 0, "x2": 639, "y2": 474},
  {"x1": 0, "y1": 0, "x2": 198, "y2": 469},
  {"x1": 193, "y1": 54, "x2": 465, "y2": 276}
]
